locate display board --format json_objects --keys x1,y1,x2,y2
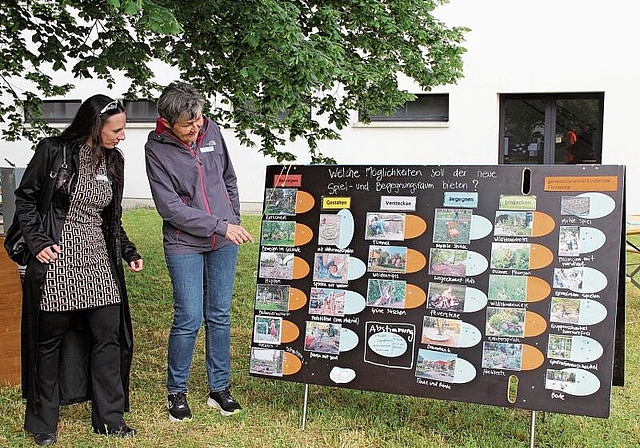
[{"x1": 249, "y1": 164, "x2": 625, "y2": 418}]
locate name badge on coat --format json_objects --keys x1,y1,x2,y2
[{"x1": 200, "y1": 140, "x2": 217, "y2": 153}]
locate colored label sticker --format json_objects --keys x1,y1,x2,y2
[
  {"x1": 458, "y1": 322, "x2": 482, "y2": 348},
  {"x1": 295, "y1": 191, "x2": 315, "y2": 213},
  {"x1": 521, "y1": 345, "x2": 545, "y2": 370},
  {"x1": 470, "y1": 215, "x2": 493, "y2": 240},
  {"x1": 288, "y1": 287, "x2": 307, "y2": 311},
  {"x1": 273, "y1": 174, "x2": 302, "y2": 187},
  {"x1": 499, "y1": 195, "x2": 537, "y2": 210},
  {"x1": 579, "y1": 227, "x2": 606, "y2": 253},
  {"x1": 322, "y1": 196, "x2": 351, "y2": 209},
  {"x1": 524, "y1": 311, "x2": 547, "y2": 337},
  {"x1": 281, "y1": 320, "x2": 300, "y2": 343},
  {"x1": 282, "y1": 352, "x2": 302, "y2": 375},
  {"x1": 347, "y1": 257, "x2": 367, "y2": 280},
  {"x1": 544, "y1": 176, "x2": 618, "y2": 192},
  {"x1": 294, "y1": 223, "x2": 313, "y2": 246},
  {"x1": 342, "y1": 290, "x2": 366, "y2": 315},
  {"x1": 336, "y1": 209, "x2": 355, "y2": 249},
  {"x1": 405, "y1": 283, "x2": 427, "y2": 309},
  {"x1": 406, "y1": 248, "x2": 427, "y2": 273},
  {"x1": 529, "y1": 244, "x2": 554, "y2": 269},
  {"x1": 380, "y1": 195, "x2": 417, "y2": 211},
  {"x1": 292, "y1": 256, "x2": 310, "y2": 279},
  {"x1": 404, "y1": 214, "x2": 428, "y2": 239},
  {"x1": 453, "y1": 358, "x2": 476, "y2": 383},
  {"x1": 466, "y1": 251, "x2": 489, "y2": 276},
  {"x1": 526, "y1": 276, "x2": 551, "y2": 302},
  {"x1": 443, "y1": 192, "x2": 479, "y2": 208},
  {"x1": 339, "y1": 328, "x2": 359, "y2": 352},
  {"x1": 463, "y1": 287, "x2": 488, "y2": 313},
  {"x1": 531, "y1": 211, "x2": 556, "y2": 237},
  {"x1": 578, "y1": 299, "x2": 607, "y2": 325}
]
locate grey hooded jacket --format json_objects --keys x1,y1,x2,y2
[{"x1": 145, "y1": 117, "x2": 240, "y2": 255}]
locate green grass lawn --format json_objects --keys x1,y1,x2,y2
[{"x1": 1, "y1": 209, "x2": 639, "y2": 447}]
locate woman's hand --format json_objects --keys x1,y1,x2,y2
[
  {"x1": 225, "y1": 223, "x2": 254, "y2": 245},
  {"x1": 128, "y1": 259, "x2": 144, "y2": 272},
  {"x1": 36, "y1": 245, "x2": 61, "y2": 264}
]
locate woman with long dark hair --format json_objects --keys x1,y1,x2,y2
[{"x1": 13, "y1": 94, "x2": 143, "y2": 445}]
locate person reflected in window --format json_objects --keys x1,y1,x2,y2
[{"x1": 567, "y1": 125, "x2": 594, "y2": 163}]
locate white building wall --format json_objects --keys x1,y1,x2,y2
[{"x1": 1, "y1": 0, "x2": 637, "y2": 212}]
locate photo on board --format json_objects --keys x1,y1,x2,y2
[
  {"x1": 263, "y1": 188, "x2": 297, "y2": 216},
  {"x1": 261, "y1": 220, "x2": 296, "y2": 247},
  {"x1": 421, "y1": 316, "x2": 462, "y2": 348},
  {"x1": 547, "y1": 334, "x2": 573, "y2": 360},
  {"x1": 253, "y1": 316, "x2": 283, "y2": 345},
  {"x1": 558, "y1": 226, "x2": 580, "y2": 257},
  {"x1": 255, "y1": 284, "x2": 290, "y2": 312},
  {"x1": 367, "y1": 245, "x2": 408, "y2": 274},
  {"x1": 493, "y1": 211, "x2": 533, "y2": 237},
  {"x1": 428, "y1": 248, "x2": 468, "y2": 277},
  {"x1": 487, "y1": 274, "x2": 527, "y2": 302},
  {"x1": 560, "y1": 196, "x2": 591, "y2": 216},
  {"x1": 366, "y1": 279, "x2": 406, "y2": 308},
  {"x1": 415, "y1": 349, "x2": 457, "y2": 382},
  {"x1": 427, "y1": 282, "x2": 466, "y2": 312},
  {"x1": 364, "y1": 212, "x2": 406, "y2": 241},
  {"x1": 432, "y1": 208, "x2": 472, "y2": 244},
  {"x1": 485, "y1": 307, "x2": 526, "y2": 338},
  {"x1": 553, "y1": 267, "x2": 584, "y2": 291},
  {"x1": 549, "y1": 297, "x2": 581, "y2": 324},
  {"x1": 490, "y1": 243, "x2": 531, "y2": 271},
  {"x1": 249, "y1": 347, "x2": 284, "y2": 377},
  {"x1": 309, "y1": 287, "x2": 346, "y2": 317},
  {"x1": 304, "y1": 321, "x2": 341, "y2": 355},
  {"x1": 318, "y1": 213, "x2": 342, "y2": 246},
  {"x1": 258, "y1": 251, "x2": 294, "y2": 280},
  {"x1": 481, "y1": 341, "x2": 523, "y2": 371},
  {"x1": 313, "y1": 253, "x2": 350, "y2": 283},
  {"x1": 545, "y1": 368, "x2": 577, "y2": 394}
]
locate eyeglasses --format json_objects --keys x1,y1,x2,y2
[{"x1": 100, "y1": 100, "x2": 122, "y2": 115}]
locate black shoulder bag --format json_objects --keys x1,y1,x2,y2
[{"x1": 3, "y1": 143, "x2": 72, "y2": 265}]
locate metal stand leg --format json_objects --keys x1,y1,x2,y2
[
  {"x1": 301, "y1": 383, "x2": 309, "y2": 430},
  {"x1": 529, "y1": 411, "x2": 536, "y2": 448}
]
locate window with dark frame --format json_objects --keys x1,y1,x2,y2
[
  {"x1": 27, "y1": 100, "x2": 82, "y2": 123},
  {"x1": 363, "y1": 93, "x2": 449, "y2": 122},
  {"x1": 239, "y1": 97, "x2": 312, "y2": 121},
  {"x1": 123, "y1": 100, "x2": 158, "y2": 123},
  {"x1": 499, "y1": 93, "x2": 604, "y2": 165}
]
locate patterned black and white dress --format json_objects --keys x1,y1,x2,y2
[{"x1": 40, "y1": 145, "x2": 120, "y2": 312}]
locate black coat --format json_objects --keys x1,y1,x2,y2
[{"x1": 15, "y1": 137, "x2": 140, "y2": 413}]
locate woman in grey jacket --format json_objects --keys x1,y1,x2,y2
[{"x1": 145, "y1": 81, "x2": 253, "y2": 422}]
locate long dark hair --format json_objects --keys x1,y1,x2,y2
[{"x1": 58, "y1": 94, "x2": 126, "y2": 184}]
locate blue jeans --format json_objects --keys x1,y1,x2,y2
[{"x1": 165, "y1": 244, "x2": 239, "y2": 393}]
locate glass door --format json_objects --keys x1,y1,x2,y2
[
  {"x1": 500, "y1": 93, "x2": 604, "y2": 165},
  {"x1": 501, "y1": 97, "x2": 546, "y2": 164}
]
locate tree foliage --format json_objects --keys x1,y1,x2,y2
[{"x1": 0, "y1": 0, "x2": 467, "y2": 162}]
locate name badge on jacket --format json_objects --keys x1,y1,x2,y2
[{"x1": 200, "y1": 140, "x2": 217, "y2": 153}]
